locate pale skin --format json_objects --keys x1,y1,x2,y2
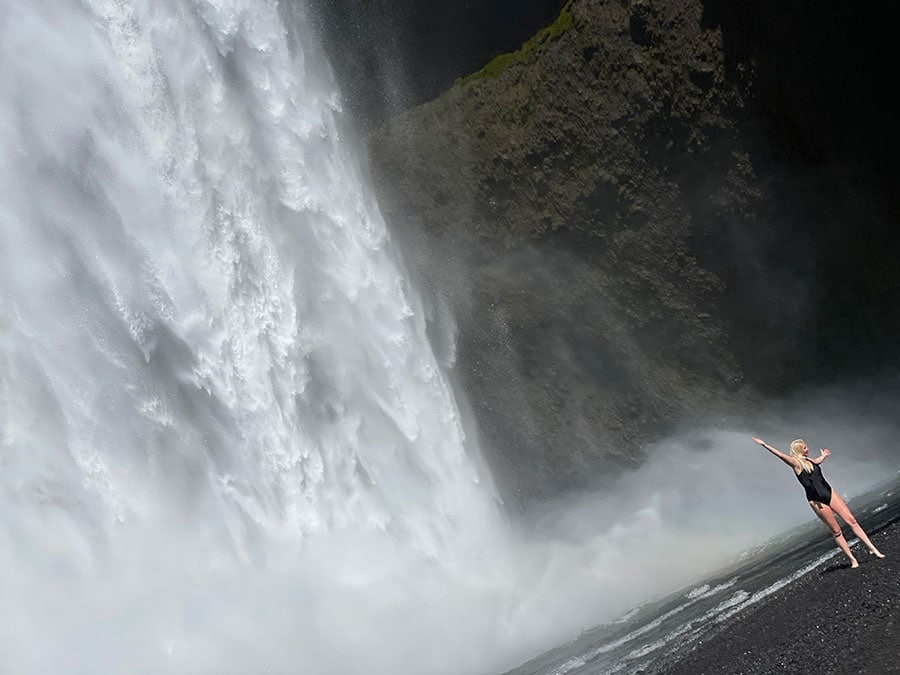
[{"x1": 752, "y1": 437, "x2": 885, "y2": 568}]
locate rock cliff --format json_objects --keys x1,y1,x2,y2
[{"x1": 364, "y1": 0, "x2": 899, "y2": 506}]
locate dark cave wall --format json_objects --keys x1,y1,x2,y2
[
  {"x1": 305, "y1": 0, "x2": 569, "y2": 128},
  {"x1": 307, "y1": 0, "x2": 900, "y2": 506},
  {"x1": 700, "y1": 1, "x2": 900, "y2": 376},
  {"x1": 368, "y1": 0, "x2": 762, "y2": 505}
]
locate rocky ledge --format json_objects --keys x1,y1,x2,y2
[{"x1": 365, "y1": 0, "x2": 900, "y2": 507}]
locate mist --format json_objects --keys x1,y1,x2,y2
[
  {"x1": 2, "y1": 2, "x2": 898, "y2": 675},
  {"x1": 3, "y1": 374, "x2": 897, "y2": 675}
]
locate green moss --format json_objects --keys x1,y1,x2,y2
[{"x1": 458, "y1": 0, "x2": 576, "y2": 85}]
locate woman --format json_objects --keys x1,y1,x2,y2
[{"x1": 752, "y1": 437, "x2": 884, "y2": 568}]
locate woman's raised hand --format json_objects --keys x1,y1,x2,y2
[
  {"x1": 820, "y1": 448, "x2": 831, "y2": 457},
  {"x1": 752, "y1": 436, "x2": 766, "y2": 446}
]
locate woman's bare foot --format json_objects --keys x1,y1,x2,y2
[
  {"x1": 850, "y1": 557, "x2": 859, "y2": 568},
  {"x1": 870, "y1": 548, "x2": 885, "y2": 559}
]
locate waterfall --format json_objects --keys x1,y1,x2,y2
[
  {"x1": 9, "y1": 3, "x2": 894, "y2": 675},
  {"x1": 0, "y1": 1, "x2": 509, "y2": 672}
]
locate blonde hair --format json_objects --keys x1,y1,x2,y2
[{"x1": 790, "y1": 439, "x2": 813, "y2": 473}]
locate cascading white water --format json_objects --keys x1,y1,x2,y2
[
  {"x1": 3, "y1": 3, "x2": 897, "y2": 675},
  {"x1": 0, "y1": 1, "x2": 511, "y2": 672}
]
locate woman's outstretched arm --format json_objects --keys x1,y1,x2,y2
[
  {"x1": 809, "y1": 448, "x2": 831, "y2": 465},
  {"x1": 751, "y1": 437, "x2": 799, "y2": 468}
]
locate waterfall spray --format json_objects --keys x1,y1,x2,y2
[
  {"x1": 0, "y1": 1, "x2": 509, "y2": 672},
  {"x1": 3, "y1": 3, "x2": 896, "y2": 675}
]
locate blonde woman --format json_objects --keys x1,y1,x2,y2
[{"x1": 752, "y1": 437, "x2": 885, "y2": 568}]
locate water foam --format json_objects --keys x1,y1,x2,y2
[{"x1": 0, "y1": 1, "x2": 508, "y2": 672}]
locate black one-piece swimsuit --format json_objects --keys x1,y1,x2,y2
[{"x1": 796, "y1": 462, "x2": 833, "y2": 505}]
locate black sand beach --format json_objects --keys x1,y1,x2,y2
[
  {"x1": 657, "y1": 521, "x2": 899, "y2": 674},
  {"x1": 503, "y1": 483, "x2": 900, "y2": 675}
]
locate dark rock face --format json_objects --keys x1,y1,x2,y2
[
  {"x1": 361, "y1": 0, "x2": 900, "y2": 507},
  {"x1": 367, "y1": 0, "x2": 750, "y2": 505},
  {"x1": 702, "y1": 0, "x2": 900, "y2": 374},
  {"x1": 305, "y1": 0, "x2": 569, "y2": 129}
]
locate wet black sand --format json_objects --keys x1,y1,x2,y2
[{"x1": 657, "y1": 521, "x2": 899, "y2": 674}]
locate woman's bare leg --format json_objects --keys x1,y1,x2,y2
[
  {"x1": 828, "y1": 492, "x2": 885, "y2": 558},
  {"x1": 810, "y1": 501, "x2": 858, "y2": 567}
]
